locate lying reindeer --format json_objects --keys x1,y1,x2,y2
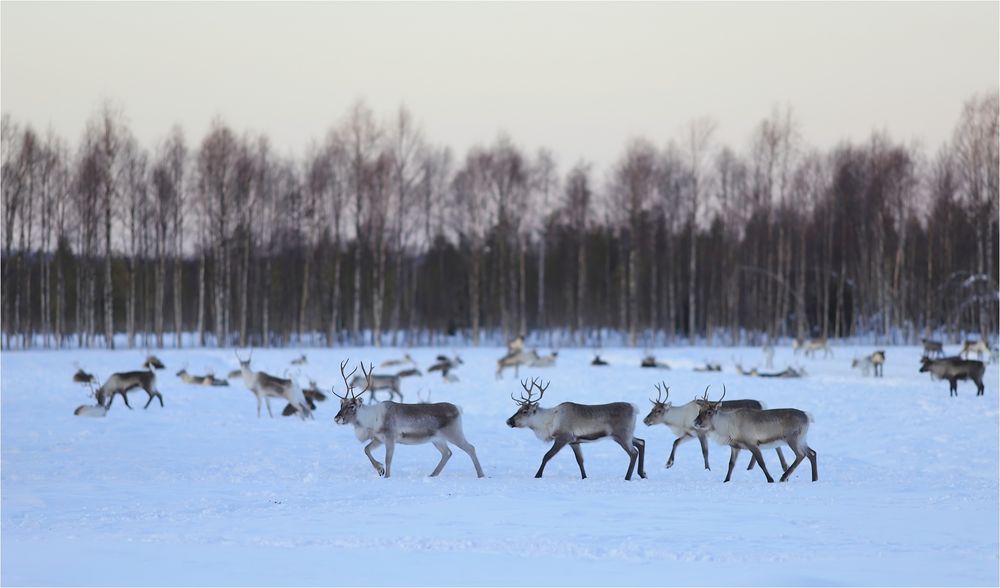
[
  {"x1": 919, "y1": 356, "x2": 985, "y2": 397},
  {"x1": 334, "y1": 360, "x2": 485, "y2": 479},
  {"x1": 693, "y1": 387, "x2": 817, "y2": 483},
  {"x1": 290, "y1": 353, "x2": 308, "y2": 366},
  {"x1": 693, "y1": 362, "x2": 722, "y2": 373},
  {"x1": 591, "y1": 354, "x2": 609, "y2": 366},
  {"x1": 235, "y1": 349, "x2": 312, "y2": 419},
  {"x1": 95, "y1": 368, "x2": 164, "y2": 410},
  {"x1": 642, "y1": 383, "x2": 787, "y2": 472},
  {"x1": 528, "y1": 350, "x2": 558, "y2": 368},
  {"x1": 381, "y1": 353, "x2": 416, "y2": 368},
  {"x1": 176, "y1": 368, "x2": 229, "y2": 387},
  {"x1": 506, "y1": 377, "x2": 646, "y2": 480},
  {"x1": 283, "y1": 380, "x2": 328, "y2": 416},
  {"x1": 922, "y1": 339, "x2": 944, "y2": 359},
  {"x1": 640, "y1": 355, "x2": 670, "y2": 369},
  {"x1": 74, "y1": 381, "x2": 108, "y2": 417}
]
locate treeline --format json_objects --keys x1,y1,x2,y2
[{"x1": 1, "y1": 93, "x2": 997, "y2": 350}]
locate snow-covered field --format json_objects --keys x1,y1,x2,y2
[{"x1": 2, "y1": 344, "x2": 997, "y2": 586}]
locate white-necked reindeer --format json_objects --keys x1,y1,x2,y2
[
  {"x1": 642, "y1": 383, "x2": 787, "y2": 472},
  {"x1": 506, "y1": 377, "x2": 646, "y2": 480},
  {"x1": 334, "y1": 360, "x2": 485, "y2": 479},
  {"x1": 693, "y1": 387, "x2": 817, "y2": 483},
  {"x1": 235, "y1": 349, "x2": 312, "y2": 419}
]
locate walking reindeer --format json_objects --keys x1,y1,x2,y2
[
  {"x1": 506, "y1": 377, "x2": 646, "y2": 480},
  {"x1": 334, "y1": 360, "x2": 485, "y2": 479}
]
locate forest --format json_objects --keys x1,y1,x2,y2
[{"x1": 1, "y1": 92, "x2": 997, "y2": 349}]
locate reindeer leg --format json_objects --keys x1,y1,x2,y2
[
  {"x1": 119, "y1": 390, "x2": 133, "y2": 410},
  {"x1": 446, "y1": 434, "x2": 485, "y2": 478},
  {"x1": 746, "y1": 444, "x2": 774, "y2": 483},
  {"x1": 429, "y1": 440, "x2": 452, "y2": 477},
  {"x1": 697, "y1": 433, "x2": 711, "y2": 470},
  {"x1": 535, "y1": 437, "x2": 569, "y2": 478},
  {"x1": 666, "y1": 435, "x2": 692, "y2": 469},
  {"x1": 807, "y1": 447, "x2": 818, "y2": 481},
  {"x1": 364, "y1": 439, "x2": 385, "y2": 476},
  {"x1": 775, "y1": 447, "x2": 789, "y2": 471},
  {"x1": 570, "y1": 442, "x2": 587, "y2": 479},
  {"x1": 383, "y1": 438, "x2": 395, "y2": 478},
  {"x1": 724, "y1": 446, "x2": 740, "y2": 482},
  {"x1": 779, "y1": 449, "x2": 806, "y2": 482},
  {"x1": 613, "y1": 436, "x2": 639, "y2": 481},
  {"x1": 633, "y1": 437, "x2": 646, "y2": 479},
  {"x1": 256, "y1": 393, "x2": 262, "y2": 418},
  {"x1": 265, "y1": 397, "x2": 273, "y2": 417}
]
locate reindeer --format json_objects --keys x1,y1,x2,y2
[
  {"x1": 351, "y1": 372, "x2": 403, "y2": 403},
  {"x1": 428, "y1": 354, "x2": 462, "y2": 382},
  {"x1": 961, "y1": 340, "x2": 991, "y2": 361},
  {"x1": 334, "y1": 360, "x2": 485, "y2": 479},
  {"x1": 794, "y1": 337, "x2": 832, "y2": 358},
  {"x1": 395, "y1": 367, "x2": 422, "y2": 379},
  {"x1": 282, "y1": 381, "x2": 327, "y2": 416},
  {"x1": 143, "y1": 355, "x2": 166, "y2": 370},
  {"x1": 507, "y1": 335, "x2": 525, "y2": 354},
  {"x1": 290, "y1": 353, "x2": 308, "y2": 366},
  {"x1": 381, "y1": 353, "x2": 415, "y2": 368},
  {"x1": 922, "y1": 339, "x2": 944, "y2": 359},
  {"x1": 506, "y1": 377, "x2": 646, "y2": 480},
  {"x1": 74, "y1": 380, "x2": 108, "y2": 417},
  {"x1": 176, "y1": 367, "x2": 229, "y2": 387},
  {"x1": 591, "y1": 354, "x2": 609, "y2": 366},
  {"x1": 643, "y1": 383, "x2": 787, "y2": 472},
  {"x1": 693, "y1": 387, "x2": 817, "y2": 483},
  {"x1": 235, "y1": 349, "x2": 312, "y2": 419},
  {"x1": 496, "y1": 349, "x2": 537, "y2": 379},
  {"x1": 919, "y1": 357, "x2": 986, "y2": 397},
  {"x1": 528, "y1": 350, "x2": 558, "y2": 368},
  {"x1": 693, "y1": 362, "x2": 722, "y2": 372},
  {"x1": 852, "y1": 351, "x2": 885, "y2": 377},
  {"x1": 640, "y1": 355, "x2": 670, "y2": 369},
  {"x1": 95, "y1": 368, "x2": 163, "y2": 410}
]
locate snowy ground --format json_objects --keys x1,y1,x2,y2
[{"x1": 2, "y1": 344, "x2": 997, "y2": 586}]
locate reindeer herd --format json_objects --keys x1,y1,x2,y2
[{"x1": 65, "y1": 333, "x2": 994, "y2": 482}]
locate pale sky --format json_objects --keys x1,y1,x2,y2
[{"x1": 2, "y1": 2, "x2": 997, "y2": 172}]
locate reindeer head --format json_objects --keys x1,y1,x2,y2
[
  {"x1": 506, "y1": 377, "x2": 549, "y2": 428},
  {"x1": 693, "y1": 385, "x2": 726, "y2": 431},
  {"x1": 234, "y1": 348, "x2": 254, "y2": 371},
  {"x1": 643, "y1": 382, "x2": 673, "y2": 426},
  {"x1": 333, "y1": 360, "x2": 373, "y2": 425}
]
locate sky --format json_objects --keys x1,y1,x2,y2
[{"x1": 2, "y1": 2, "x2": 997, "y2": 173}]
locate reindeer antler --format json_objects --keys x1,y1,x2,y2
[
  {"x1": 336, "y1": 359, "x2": 358, "y2": 399},
  {"x1": 514, "y1": 377, "x2": 547, "y2": 405},
  {"x1": 356, "y1": 362, "x2": 374, "y2": 399},
  {"x1": 651, "y1": 382, "x2": 670, "y2": 404},
  {"x1": 714, "y1": 384, "x2": 727, "y2": 408},
  {"x1": 532, "y1": 378, "x2": 549, "y2": 400}
]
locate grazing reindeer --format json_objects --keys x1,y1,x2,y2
[
  {"x1": 334, "y1": 360, "x2": 485, "y2": 479},
  {"x1": 919, "y1": 357, "x2": 986, "y2": 397},
  {"x1": 496, "y1": 349, "x2": 537, "y2": 379},
  {"x1": 381, "y1": 353, "x2": 415, "y2": 368},
  {"x1": 351, "y1": 372, "x2": 403, "y2": 403},
  {"x1": 428, "y1": 354, "x2": 462, "y2": 381},
  {"x1": 95, "y1": 368, "x2": 163, "y2": 410},
  {"x1": 528, "y1": 350, "x2": 559, "y2": 368},
  {"x1": 693, "y1": 387, "x2": 817, "y2": 483},
  {"x1": 506, "y1": 377, "x2": 646, "y2": 480},
  {"x1": 961, "y1": 340, "x2": 991, "y2": 361},
  {"x1": 852, "y1": 351, "x2": 885, "y2": 377},
  {"x1": 176, "y1": 367, "x2": 229, "y2": 387},
  {"x1": 235, "y1": 349, "x2": 312, "y2": 419},
  {"x1": 642, "y1": 383, "x2": 786, "y2": 472},
  {"x1": 290, "y1": 353, "x2": 308, "y2": 366},
  {"x1": 143, "y1": 355, "x2": 166, "y2": 370},
  {"x1": 922, "y1": 339, "x2": 944, "y2": 359},
  {"x1": 794, "y1": 337, "x2": 832, "y2": 358}
]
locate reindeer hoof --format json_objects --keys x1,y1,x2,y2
[{"x1": 665, "y1": 462, "x2": 673, "y2": 469}]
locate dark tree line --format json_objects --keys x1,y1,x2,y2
[{"x1": 2, "y1": 93, "x2": 997, "y2": 350}]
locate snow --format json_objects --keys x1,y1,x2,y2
[{"x1": 2, "y1": 345, "x2": 997, "y2": 586}]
